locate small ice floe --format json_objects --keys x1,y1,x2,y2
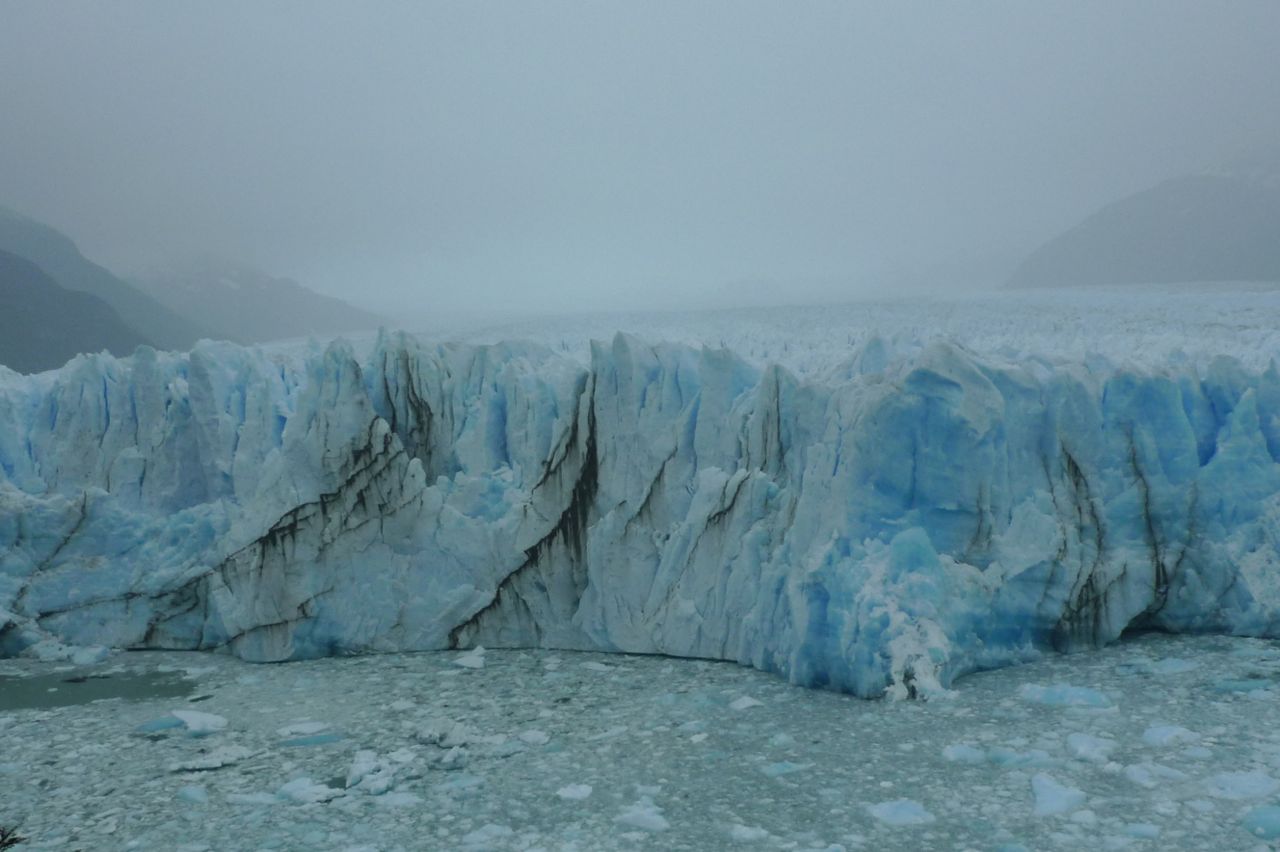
[
  {"x1": 761, "y1": 761, "x2": 811, "y2": 778},
  {"x1": 1148, "y1": 658, "x2": 1199, "y2": 675},
  {"x1": 416, "y1": 717, "x2": 473, "y2": 748},
  {"x1": 171, "y1": 710, "x2": 228, "y2": 736},
  {"x1": 453, "y1": 646, "x2": 486, "y2": 669},
  {"x1": 176, "y1": 785, "x2": 209, "y2": 804},
  {"x1": 942, "y1": 743, "x2": 986, "y2": 764},
  {"x1": 1031, "y1": 773, "x2": 1086, "y2": 816},
  {"x1": 280, "y1": 733, "x2": 343, "y2": 748},
  {"x1": 556, "y1": 783, "x2": 593, "y2": 800},
  {"x1": 21, "y1": 639, "x2": 111, "y2": 666},
  {"x1": 1205, "y1": 770, "x2": 1280, "y2": 800},
  {"x1": 1141, "y1": 725, "x2": 1198, "y2": 747},
  {"x1": 227, "y1": 792, "x2": 277, "y2": 806},
  {"x1": 461, "y1": 824, "x2": 513, "y2": 848},
  {"x1": 1124, "y1": 762, "x2": 1187, "y2": 789},
  {"x1": 168, "y1": 745, "x2": 255, "y2": 773},
  {"x1": 1018, "y1": 684, "x2": 1111, "y2": 709},
  {"x1": 277, "y1": 776, "x2": 345, "y2": 804},
  {"x1": 586, "y1": 725, "x2": 628, "y2": 741},
  {"x1": 729, "y1": 696, "x2": 763, "y2": 711},
  {"x1": 1243, "y1": 805, "x2": 1280, "y2": 840},
  {"x1": 426, "y1": 746, "x2": 469, "y2": 771},
  {"x1": 986, "y1": 747, "x2": 1056, "y2": 769},
  {"x1": 346, "y1": 750, "x2": 396, "y2": 795},
  {"x1": 1066, "y1": 733, "x2": 1117, "y2": 763},
  {"x1": 276, "y1": 721, "x2": 329, "y2": 738},
  {"x1": 136, "y1": 716, "x2": 187, "y2": 734},
  {"x1": 582, "y1": 661, "x2": 613, "y2": 672},
  {"x1": 689, "y1": 733, "x2": 709, "y2": 744},
  {"x1": 728, "y1": 824, "x2": 770, "y2": 841},
  {"x1": 389, "y1": 699, "x2": 415, "y2": 712},
  {"x1": 615, "y1": 797, "x2": 669, "y2": 832},
  {"x1": 1125, "y1": 823, "x2": 1161, "y2": 839},
  {"x1": 518, "y1": 730, "x2": 550, "y2": 746},
  {"x1": 867, "y1": 799, "x2": 935, "y2": 826},
  {"x1": 375, "y1": 792, "x2": 423, "y2": 808}
]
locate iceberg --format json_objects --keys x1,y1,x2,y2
[{"x1": 2, "y1": 330, "x2": 1279, "y2": 699}]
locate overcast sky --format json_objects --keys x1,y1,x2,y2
[{"x1": 2, "y1": 1, "x2": 1278, "y2": 317}]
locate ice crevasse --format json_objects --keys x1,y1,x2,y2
[{"x1": 2, "y1": 331, "x2": 1279, "y2": 699}]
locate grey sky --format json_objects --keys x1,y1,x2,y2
[{"x1": 2, "y1": 1, "x2": 1278, "y2": 317}]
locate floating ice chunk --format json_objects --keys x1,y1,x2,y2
[
  {"x1": 276, "y1": 721, "x2": 328, "y2": 737},
  {"x1": 389, "y1": 699, "x2": 415, "y2": 711},
  {"x1": 1066, "y1": 733, "x2": 1116, "y2": 762},
  {"x1": 1206, "y1": 770, "x2": 1280, "y2": 800},
  {"x1": 416, "y1": 717, "x2": 473, "y2": 748},
  {"x1": 433, "y1": 773, "x2": 484, "y2": 793},
  {"x1": 376, "y1": 792, "x2": 423, "y2": 808},
  {"x1": 987, "y1": 747, "x2": 1055, "y2": 768},
  {"x1": 1125, "y1": 823, "x2": 1160, "y2": 839},
  {"x1": 461, "y1": 824, "x2": 513, "y2": 847},
  {"x1": 277, "y1": 776, "x2": 344, "y2": 804},
  {"x1": 168, "y1": 745, "x2": 254, "y2": 772},
  {"x1": 279, "y1": 733, "x2": 343, "y2": 747},
  {"x1": 867, "y1": 799, "x2": 935, "y2": 826},
  {"x1": 582, "y1": 661, "x2": 614, "y2": 672},
  {"x1": 1211, "y1": 679, "x2": 1273, "y2": 694},
  {"x1": 586, "y1": 725, "x2": 628, "y2": 741},
  {"x1": 453, "y1": 647, "x2": 486, "y2": 669},
  {"x1": 942, "y1": 743, "x2": 986, "y2": 764},
  {"x1": 689, "y1": 733, "x2": 709, "y2": 744},
  {"x1": 1148, "y1": 658, "x2": 1199, "y2": 675},
  {"x1": 730, "y1": 696, "x2": 763, "y2": 711},
  {"x1": 21, "y1": 640, "x2": 111, "y2": 665},
  {"x1": 1142, "y1": 725, "x2": 1197, "y2": 747},
  {"x1": 1031, "y1": 774, "x2": 1086, "y2": 816},
  {"x1": 761, "y1": 761, "x2": 811, "y2": 777},
  {"x1": 518, "y1": 730, "x2": 550, "y2": 746},
  {"x1": 346, "y1": 750, "x2": 396, "y2": 795},
  {"x1": 1018, "y1": 684, "x2": 1111, "y2": 708},
  {"x1": 171, "y1": 710, "x2": 227, "y2": 735},
  {"x1": 136, "y1": 716, "x2": 186, "y2": 734},
  {"x1": 1243, "y1": 805, "x2": 1280, "y2": 840},
  {"x1": 616, "y1": 798, "x2": 669, "y2": 832},
  {"x1": 176, "y1": 785, "x2": 208, "y2": 804},
  {"x1": 556, "y1": 784, "x2": 593, "y2": 800},
  {"x1": 728, "y1": 824, "x2": 770, "y2": 841},
  {"x1": 227, "y1": 792, "x2": 277, "y2": 806},
  {"x1": 1124, "y1": 762, "x2": 1187, "y2": 789},
  {"x1": 427, "y1": 746, "x2": 469, "y2": 771}
]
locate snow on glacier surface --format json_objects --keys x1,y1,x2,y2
[{"x1": 2, "y1": 284, "x2": 1280, "y2": 700}]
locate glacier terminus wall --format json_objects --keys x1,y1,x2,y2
[{"x1": 3, "y1": 331, "x2": 1280, "y2": 699}]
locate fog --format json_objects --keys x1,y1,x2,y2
[{"x1": 2, "y1": 1, "x2": 1278, "y2": 320}]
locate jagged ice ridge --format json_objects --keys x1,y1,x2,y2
[{"x1": 2, "y1": 329, "x2": 1280, "y2": 698}]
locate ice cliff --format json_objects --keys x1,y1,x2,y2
[{"x1": 3, "y1": 332, "x2": 1280, "y2": 698}]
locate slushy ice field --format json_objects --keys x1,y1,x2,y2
[
  {"x1": 4, "y1": 284, "x2": 1280, "y2": 849},
  {"x1": 4, "y1": 636, "x2": 1280, "y2": 851}
]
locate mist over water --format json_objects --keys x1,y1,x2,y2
[{"x1": 2, "y1": 2, "x2": 1279, "y2": 327}]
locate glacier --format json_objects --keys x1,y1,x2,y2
[{"x1": 2, "y1": 329, "x2": 1280, "y2": 699}]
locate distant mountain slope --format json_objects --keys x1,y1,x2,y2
[
  {"x1": 1008, "y1": 174, "x2": 1280, "y2": 287},
  {"x1": 0, "y1": 207, "x2": 211, "y2": 350},
  {"x1": 134, "y1": 258, "x2": 384, "y2": 344},
  {"x1": 0, "y1": 250, "x2": 150, "y2": 373}
]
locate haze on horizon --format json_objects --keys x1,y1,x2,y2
[{"x1": 1, "y1": 1, "x2": 1278, "y2": 322}]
